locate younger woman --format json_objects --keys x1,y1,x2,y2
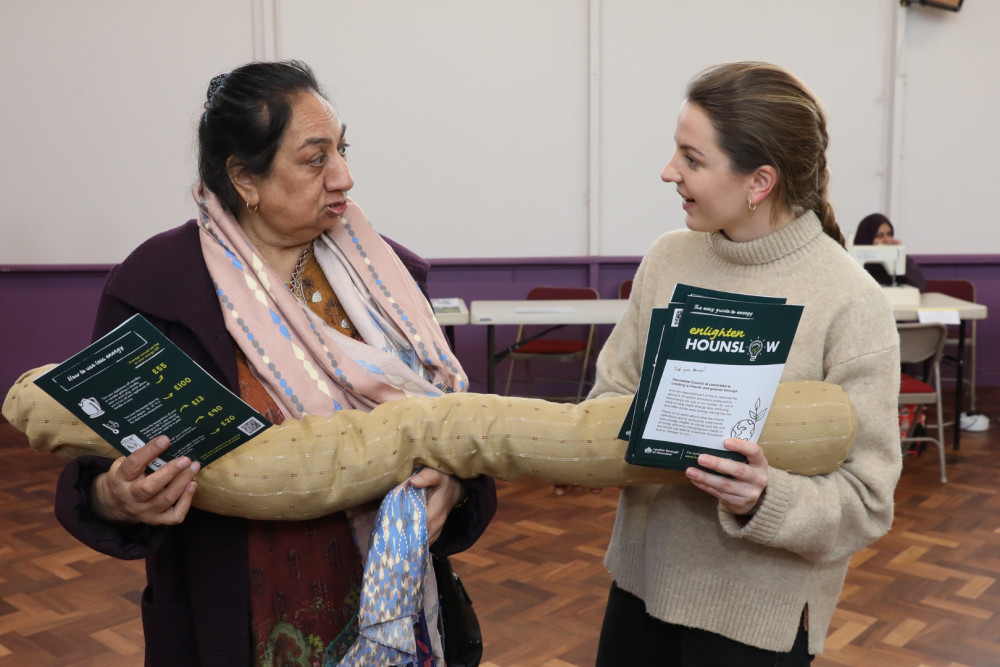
[{"x1": 590, "y1": 62, "x2": 901, "y2": 665}]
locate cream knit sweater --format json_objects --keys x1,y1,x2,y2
[{"x1": 590, "y1": 211, "x2": 901, "y2": 655}]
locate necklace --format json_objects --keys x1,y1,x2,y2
[
  {"x1": 288, "y1": 244, "x2": 314, "y2": 304},
  {"x1": 286, "y1": 243, "x2": 357, "y2": 338}
]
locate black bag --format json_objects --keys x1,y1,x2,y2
[{"x1": 434, "y1": 554, "x2": 483, "y2": 667}]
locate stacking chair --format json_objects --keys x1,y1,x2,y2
[
  {"x1": 503, "y1": 286, "x2": 600, "y2": 402},
  {"x1": 925, "y1": 278, "x2": 978, "y2": 411},
  {"x1": 898, "y1": 322, "x2": 949, "y2": 483},
  {"x1": 618, "y1": 279, "x2": 633, "y2": 300}
]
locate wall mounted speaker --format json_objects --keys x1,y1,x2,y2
[{"x1": 900, "y1": 0, "x2": 964, "y2": 11}]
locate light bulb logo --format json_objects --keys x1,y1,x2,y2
[{"x1": 748, "y1": 339, "x2": 764, "y2": 361}]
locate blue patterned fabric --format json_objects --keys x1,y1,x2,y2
[{"x1": 334, "y1": 484, "x2": 430, "y2": 667}]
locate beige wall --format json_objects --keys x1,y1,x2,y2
[{"x1": 0, "y1": 1, "x2": 993, "y2": 263}]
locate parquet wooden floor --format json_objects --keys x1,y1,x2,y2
[{"x1": 1, "y1": 389, "x2": 998, "y2": 666}]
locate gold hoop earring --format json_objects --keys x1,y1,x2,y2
[
  {"x1": 747, "y1": 194, "x2": 757, "y2": 216},
  {"x1": 246, "y1": 200, "x2": 259, "y2": 214}
]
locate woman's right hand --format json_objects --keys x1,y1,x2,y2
[{"x1": 92, "y1": 435, "x2": 200, "y2": 525}]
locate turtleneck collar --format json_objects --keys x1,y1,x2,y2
[{"x1": 707, "y1": 210, "x2": 825, "y2": 266}]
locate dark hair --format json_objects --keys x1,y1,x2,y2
[
  {"x1": 854, "y1": 213, "x2": 892, "y2": 245},
  {"x1": 198, "y1": 60, "x2": 324, "y2": 214},
  {"x1": 686, "y1": 62, "x2": 845, "y2": 247}
]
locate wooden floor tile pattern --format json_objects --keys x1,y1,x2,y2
[{"x1": 1, "y1": 388, "x2": 998, "y2": 665}]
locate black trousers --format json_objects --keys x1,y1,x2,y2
[{"x1": 595, "y1": 582, "x2": 814, "y2": 667}]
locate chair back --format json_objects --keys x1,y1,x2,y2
[
  {"x1": 926, "y1": 278, "x2": 975, "y2": 303},
  {"x1": 618, "y1": 280, "x2": 633, "y2": 300},
  {"x1": 505, "y1": 285, "x2": 600, "y2": 401},
  {"x1": 526, "y1": 286, "x2": 600, "y2": 301},
  {"x1": 897, "y1": 322, "x2": 948, "y2": 366},
  {"x1": 897, "y1": 322, "x2": 950, "y2": 483}
]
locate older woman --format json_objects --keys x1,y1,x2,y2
[{"x1": 40, "y1": 61, "x2": 495, "y2": 667}]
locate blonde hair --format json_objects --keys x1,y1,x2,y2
[{"x1": 686, "y1": 61, "x2": 845, "y2": 246}]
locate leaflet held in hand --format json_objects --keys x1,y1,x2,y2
[
  {"x1": 622, "y1": 285, "x2": 802, "y2": 471},
  {"x1": 34, "y1": 314, "x2": 272, "y2": 470}
]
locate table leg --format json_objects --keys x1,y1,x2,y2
[
  {"x1": 486, "y1": 325, "x2": 496, "y2": 394},
  {"x1": 953, "y1": 320, "x2": 966, "y2": 450}
]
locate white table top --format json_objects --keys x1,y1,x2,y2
[
  {"x1": 894, "y1": 292, "x2": 987, "y2": 322},
  {"x1": 463, "y1": 291, "x2": 985, "y2": 329},
  {"x1": 469, "y1": 299, "x2": 629, "y2": 325},
  {"x1": 432, "y1": 298, "x2": 470, "y2": 326}
]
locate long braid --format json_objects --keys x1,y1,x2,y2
[{"x1": 813, "y1": 120, "x2": 845, "y2": 247}]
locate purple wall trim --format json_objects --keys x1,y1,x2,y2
[
  {"x1": 428, "y1": 255, "x2": 644, "y2": 266},
  {"x1": 2, "y1": 254, "x2": 998, "y2": 399},
  {"x1": 0, "y1": 267, "x2": 109, "y2": 392},
  {"x1": 912, "y1": 255, "x2": 1000, "y2": 265}
]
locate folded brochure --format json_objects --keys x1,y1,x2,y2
[
  {"x1": 34, "y1": 314, "x2": 271, "y2": 470},
  {"x1": 622, "y1": 284, "x2": 802, "y2": 471},
  {"x1": 617, "y1": 284, "x2": 785, "y2": 441}
]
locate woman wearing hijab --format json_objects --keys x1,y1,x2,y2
[{"x1": 854, "y1": 212, "x2": 927, "y2": 291}]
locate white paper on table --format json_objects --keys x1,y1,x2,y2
[{"x1": 917, "y1": 309, "x2": 960, "y2": 325}]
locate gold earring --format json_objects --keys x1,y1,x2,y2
[
  {"x1": 246, "y1": 200, "x2": 259, "y2": 214},
  {"x1": 747, "y1": 194, "x2": 757, "y2": 215}
]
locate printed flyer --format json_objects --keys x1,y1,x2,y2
[
  {"x1": 623, "y1": 287, "x2": 802, "y2": 471},
  {"x1": 618, "y1": 284, "x2": 786, "y2": 441},
  {"x1": 34, "y1": 314, "x2": 272, "y2": 470}
]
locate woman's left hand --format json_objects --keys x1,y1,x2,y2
[
  {"x1": 408, "y1": 468, "x2": 468, "y2": 544},
  {"x1": 686, "y1": 437, "x2": 769, "y2": 516}
]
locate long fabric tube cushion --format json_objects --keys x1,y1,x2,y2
[{"x1": 5, "y1": 367, "x2": 856, "y2": 520}]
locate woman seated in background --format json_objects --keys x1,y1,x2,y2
[
  {"x1": 853, "y1": 212, "x2": 927, "y2": 291},
  {"x1": 16, "y1": 60, "x2": 496, "y2": 666}
]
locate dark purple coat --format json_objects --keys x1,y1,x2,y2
[{"x1": 55, "y1": 220, "x2": 496, "y2": 667}]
